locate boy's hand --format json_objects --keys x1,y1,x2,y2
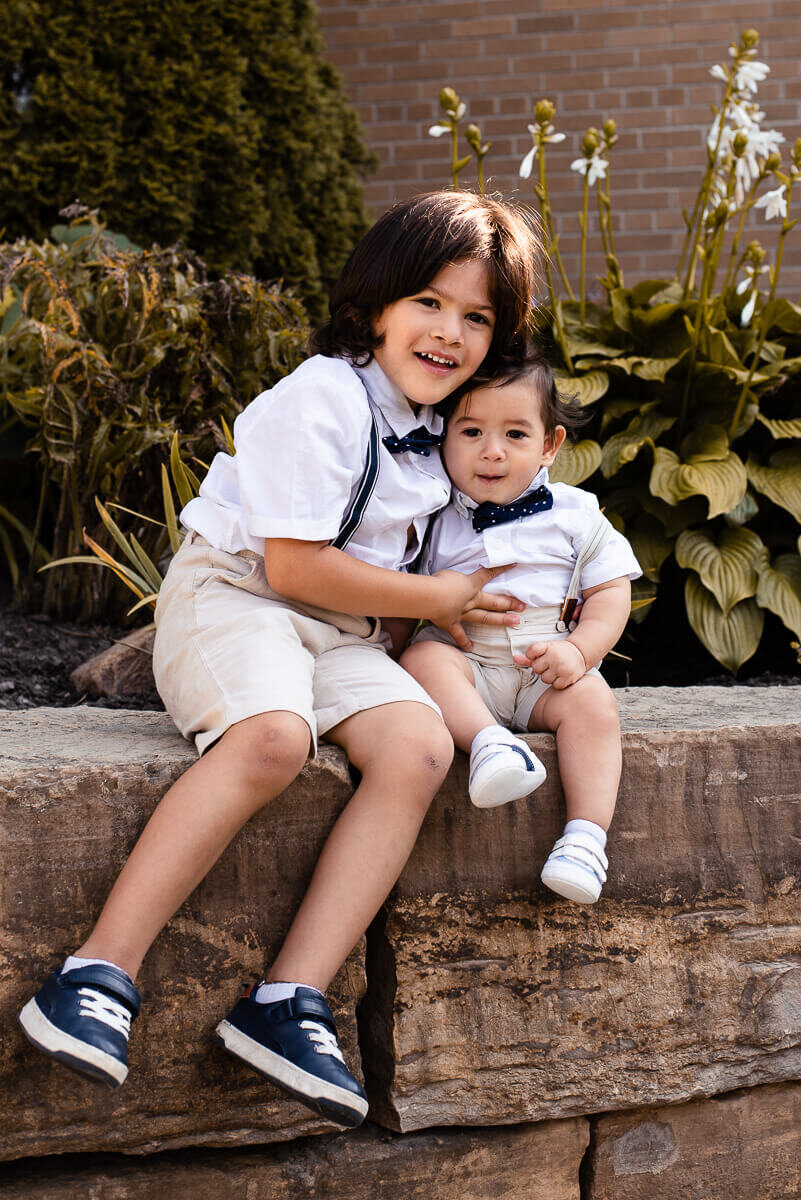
[
  {"x1": 513, "y1": 639, "x2": 587, "y2": 689},
  {"x1": 431, "y1": 565, "x2": 522, "y2": 651}
]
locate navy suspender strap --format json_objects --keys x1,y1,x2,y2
[{"x1": 331, "y1": 406, "x2": 381, "y2": 551}]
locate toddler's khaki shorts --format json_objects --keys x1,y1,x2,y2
[
  {"x1": 412, "y1": 607, "x2": 602, "y2": 733},
  {"x1": 153, "y1": 532, "x2": 440, "y2": 756}
]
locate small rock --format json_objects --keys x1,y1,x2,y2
[{"x1": 70, "y1": 626, "x2": 157, "y2": 699}]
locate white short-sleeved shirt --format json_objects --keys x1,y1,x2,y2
[
  {"x1": 181, "y1": 355, "x2": 451, "y2": 571},
  {"x1": 425, "y1": 466, "x2": 642, "y2": 607}
]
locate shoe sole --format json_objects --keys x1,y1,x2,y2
[
  {"x1": 540, "y1": 866, "x2": 601, "y2": 904},
  {"x1": 470, "y1": 761, "x2": 547, "y2": 809},
  {"x1": 214, "y1": 1019, "x2": 368, "y2": 1128},
  {"x1": 18, "y1": 999, "x2": 127, "y2": 1088}
]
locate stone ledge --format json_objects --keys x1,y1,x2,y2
[{"x1": 1, "y1": 688, "x2": 800, "y2": 1159}]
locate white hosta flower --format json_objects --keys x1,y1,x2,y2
[
  {"x1": 428, "y1": 123, "x2": 451, "y2": 137},
  {"x1": 519, "y1": 123, "x2": 565, "y2": 178},
  {"x1": 571, "y1": 155, "x2": 608, "y2": 186},
  {"x1": 454, "y1": 102, "x2": 466, "y2": 120},
  {"x1": 710, "y1": 64, "x2": 728, "y2": 82},
  {"x1": 754, "y1": 183, "x2": 787, "y2": 220},
  {"x1": 740, "y1": 290, "x2": 758, "y2": 327},
  {"x1": 734, "y1": 59, "x2": 769, "y2": 93}
]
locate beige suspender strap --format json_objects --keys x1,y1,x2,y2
[{"x1": 557, "y1": 514, "x2": 614, "y2": 631}]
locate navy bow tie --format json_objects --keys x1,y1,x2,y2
[
  {"x1": 471, "y1": 484, "x2": 553, "y2": 533},
  {"x1": 382, "y1": 428, "x2": 443, "y2": 457}
]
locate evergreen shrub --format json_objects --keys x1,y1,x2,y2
[{"x1": 0, "y1": 0, "x2": 375, "y2": 316}]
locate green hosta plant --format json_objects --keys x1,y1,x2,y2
[{"x1": 431, "y1": 29, "x2": 801, "y2": 674}]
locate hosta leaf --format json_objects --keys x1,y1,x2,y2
[
  {"x1": 601, "y1": 409, "x2": 676, "y2": 478},
  {"x1": 605, "y1": 355, "x2": 682, "y2": 381},
  {"x1": 756, "y1": 553, "x2": 801, "y2": 638},
  {"x1": 685, "y1": 576, "x2": 764, "y2": 673},
  {"x1": 724, "y1": 491, "x2": 759, "y2": 527},
  {"x1": 637, "y1": 300, "x2": 683, "y2": 328},
  {"x1": 765, "y1": 296, "x2": 801, "y2": 335},
  {"x1": 675, "y1": 526, "x2": 766, "y2": 613},
  {"x1": 628, "y1": 518, "x2": 673, "y2": 583},
  {"x1": 755, "y1": 414, "x2": 801, "y2": 440},
  {"x1": 746, "y1": 447, "x2": 801, "y2": 523},
  {"x1": 549, "y1": 439, "x2": 602, "y2": 486},
  {"x1": 650, "y1": 446, "x2": 747, "y2": 518},
  {"x1": 698, "y1": 324, "x2": 743, "y2": 369},
  {"x1": 566, "y1": 338, "x2": 625, "y2": 359},
  {"x1": 555, "y1": 369, "x2": 609, "y2": 406}
]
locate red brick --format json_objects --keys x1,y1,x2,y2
[{"x1": 448, "y1": 16, "x2": 516, "y2": 37}]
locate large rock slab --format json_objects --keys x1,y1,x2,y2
[
  {"x1": 0, "y1": 1117, "x2": 589, "y2": 1199},
  {"x1": 361, "y1": 687, "x2": 801, "y2": 1131},
  {"x1": 0, "y1": 709, "x2": 364, "y2": 1161},
  {"x1": 586, "y1": 1081, "x2": 801, "y2": 1199}
]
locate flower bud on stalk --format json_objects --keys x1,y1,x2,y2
[
  {"x1": 581, "y1": 128, "x2": 600, "y2": 158},
  {"x1": 439, "y1": 87, "x2": 458, "y2": 112},
  {"x1": 741, "y1": 28, "x2": 759, "y2": 50},
  {"x1": 732, "y1": 130, "x2": 749, "y2": 157},
  {"x1": 765, "y1": 152, "x2": 782, "y2": 173},
  {"x1": 534, "y1": 99, "x2": 555, "y2": 127},
  {"x1": 745, "y1": 240, "x2": 766, "y2": 264},
  {"x1": 465, "y1": 124, "x2": 482, "y2": 152}
]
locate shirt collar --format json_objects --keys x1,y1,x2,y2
[
  {"x1": 453, "y1": 466, "x2": 550, "y2": 521},
  {"x1": 353, "y1": 358, "x2": 444, "y2": 438}
]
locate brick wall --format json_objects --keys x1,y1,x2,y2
[{"x1": 316, "y1": 0, "x2": 801, "y2": 295}]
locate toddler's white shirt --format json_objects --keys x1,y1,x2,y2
[
  {"x1": 426, "y1": 466, "x2": 641, "y2": 607},
  {"x1": 181, "y1": 355, "x2": 450, "y2": 571}
]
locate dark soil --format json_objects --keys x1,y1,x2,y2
[
  {"x1": 0, "y1": 605, "x2": 164, "y2": 711},
  {"x1": 1, "y1": 587, "x2": 798, "y2": 713}
]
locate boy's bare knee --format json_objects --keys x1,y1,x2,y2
[{"x1": 227, "y1": 712, "x2": 310, "y2": 789}]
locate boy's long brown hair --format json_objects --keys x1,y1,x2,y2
[{"x1": 311, "y1": 191, "x2": 542, "y2": 372}]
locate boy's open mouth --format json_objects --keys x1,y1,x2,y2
[{"x1": 415, "y1": 351, "x2": 457, "y2": 370}]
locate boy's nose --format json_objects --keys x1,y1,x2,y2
[
  {"x1": 481, "y1": 437, "x2": 505, "y2": 459},
  {"x1": 433, "y1": 312, "x2": 464, "y2": 344}
]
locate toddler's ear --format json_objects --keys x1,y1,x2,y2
[{"x1": 543, "y1": 424, "x2": 567, "y2": 464}]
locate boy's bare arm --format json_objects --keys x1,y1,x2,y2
[
  {"x1": 513, "y1": 577, "x2": 631, "y2": 689},
  {"x1": 263, "y1": 537, "x2": 522, "y2": 651},
  {"x1": 378, "y1": 617, "x2": 418, "y2": 659}
]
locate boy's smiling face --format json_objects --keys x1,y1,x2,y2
[{"x1": 444, "y1": 379, "x2": 566, "y2": 506}]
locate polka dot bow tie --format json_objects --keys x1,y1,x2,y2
[
  {"x1": 382, "y1": 428, "x2": 444, "y2": 457},
  {"x1": 471, "y1": 484, "x2": 553, "y2": 533}
]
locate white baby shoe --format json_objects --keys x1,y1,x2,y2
[
  {"x1": 540, "y1": 831, "x2": 608, "y2": 903},
  {"x1": 468, "y1": 732, "x2": 546, "y2": 809}
]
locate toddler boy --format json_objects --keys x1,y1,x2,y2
[{"x1": 401, "y1": 353, "x2": 641, "y2": 903}]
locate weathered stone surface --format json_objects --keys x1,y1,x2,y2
[
  {"x1": 0, "y1": 1118, "x2": 589, "y2": 1199},
  {"x1": 70, "y1": 626, "x2": 157, "y2": 699},
  {"x1": 586, "y1": 1082, "x2": 801, "y2": 1199},
  {"x1": 363, "y1": 687, "x2": 801, "y2": 1131},
  {"x1": 0, "y1": 709, "x2": 364, "y2": 1161}
]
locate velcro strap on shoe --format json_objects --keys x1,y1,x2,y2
[
  {"x1": 271, "y1": 988, "x2": 337, "y2": 1031},
  {"x1": 60, "y1": 965, "x2": 141, "y2": 1017},
  {"x1": 551, "y1": 833, "x2": 608, "y2": 879}
]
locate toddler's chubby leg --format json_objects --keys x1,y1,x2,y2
[
  {"x1": 401, "y1": 639, "x2": 545, "y2": 808},
  {"x1": 529, "y1": 673, "x2": 621, "y2": 903}
]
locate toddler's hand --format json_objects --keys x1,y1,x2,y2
[{"x1": 513, "y1": 639, "x2": 587, "y2": 689}]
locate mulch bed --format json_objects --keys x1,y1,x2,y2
[{"x1": 1, "y1": 583, "x2": 798, "y2": 712}]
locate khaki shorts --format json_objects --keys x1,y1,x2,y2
[
  {"x1": 412, "y1": 606, "x2": 602, "y2": 733},
  {"x1": 153, "y1": 533, "x2": 441, "y2": 756}
]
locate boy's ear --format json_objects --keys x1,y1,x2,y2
[{"x1": 542, "y1": 424, "x2": 567, "y2": 465}]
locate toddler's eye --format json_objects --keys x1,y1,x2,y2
[
  {"x1": 462, "y1": 426, "x2": 482, "y2": 438},
  {"x1": 415, "y1": 296, "x2": 438, "y2": 308},
  {"x1": 507, "y1": 429, "x2": 527, "y2": 440}
]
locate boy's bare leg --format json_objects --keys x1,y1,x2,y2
[
  {"x1": 77, "y1": 710, "x2": 312, "y2": 980},
  {"x1": 400, "y1": 640, "x2": 494, "y2": 751},
  {"x1": 529, "y1": 674, "x2": 621, "y2": 830},
  {"x1": 268, "y1": 700, "x2": 452, "y2": 991}
]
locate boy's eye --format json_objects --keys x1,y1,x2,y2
[
  {"x1": 467, "y1": 312, "x2": 491, "y2": 325},
  {"x1": 462, "y1": 427, "x2": 482, "y2": 438},
  {"x1": 507, "y1": 429, "x2": 527, "y2": 440},
  {"x1": 415, "y1": 296, "x2": 438, "y2": 308}
]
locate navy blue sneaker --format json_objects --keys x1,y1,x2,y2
[
  {"x1": 215, "y1": 986, "x2": 368, "y2": 1127},
  {"x1": 18, "y1": 964, "x2": 141, "y2": 1089}
]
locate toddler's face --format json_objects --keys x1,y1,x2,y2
[
  {"x1": 372, "y1": 259, "x2": 495, "y2": 409},
  {"x1": 443, "y1": 380, "x2": 566, "y2": 506}
]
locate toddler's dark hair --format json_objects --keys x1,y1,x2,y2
[
  {"x1": 311, "y1": 191, "x2": 542, "y2": 371},
  {"x1": 444, "y1": 348, "x2": 588, "y2": 440}
]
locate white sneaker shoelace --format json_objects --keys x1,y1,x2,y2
[
  {"x1": 300, "y1": 1019, "x2": 345, "y2": 1063},
  {"x1": 77, "y1": 987, "x2": 132, "y2": 1039}
]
